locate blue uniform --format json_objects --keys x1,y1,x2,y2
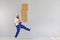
[{"x1": 15, "y1": 22, "x2": 30, "y2": 38}]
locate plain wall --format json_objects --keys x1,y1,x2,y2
[{"x1": 0, "y1": 0, "x2": 60, "y2": 39}]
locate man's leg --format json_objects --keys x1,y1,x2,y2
[
  {"x1": 21, "y1": 24, "x2": 30, "y2": 31},
  {"x1": 15, "y1": 25, "x2": 20, "y2": 38}
]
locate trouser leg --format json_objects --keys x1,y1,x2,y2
[
  {"x1": 21, "y1": 24, "x2": 30, "y2": 31},
  {"x1": 15, "y1": 25, "x2": 20, "y2": 38}
]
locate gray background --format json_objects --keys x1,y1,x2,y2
[{"x1": 0, "y1": 0, "x2": 60, "y2": 38}]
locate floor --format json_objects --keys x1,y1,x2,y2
[{"x1": 0, "y1": 37, "x2": 60, "y2": 40}]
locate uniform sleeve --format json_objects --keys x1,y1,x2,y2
[{"x1": 15, "y1": 18, "x2": 19, "y2": 25}]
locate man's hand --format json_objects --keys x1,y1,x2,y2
[
  {"x1": 17, "y1": 20, "x2": 22, "y2": 23},
  {"x1": 19, "y1": 20, "x2": 22, "y2": 23}
]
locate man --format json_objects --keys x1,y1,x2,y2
[{"x1": 15, "y1": 14, "x2": 30, "y2": 38}]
